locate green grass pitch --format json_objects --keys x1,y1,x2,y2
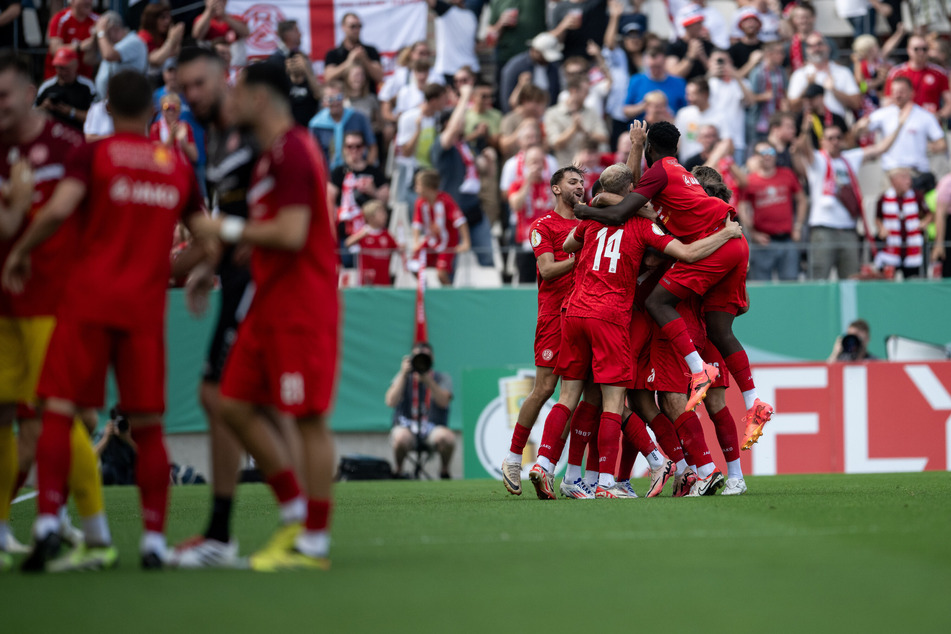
[{"x1": 3, "y1": 473, "x2": 950, "y2": 633}]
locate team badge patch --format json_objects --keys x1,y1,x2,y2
[
  {"x1": 651, "y1": 223, "x2": 665, "y2": 236},
  {"x1": 530, "y1": 229, "x2": 542, "y2": 248},
  {"x1": 542, "y1": 349, "x2": 553, "y2": 362}
]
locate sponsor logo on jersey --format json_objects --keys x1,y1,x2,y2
[{"x1": 109, "y1": 176, "x2": 181, "y2": 208}]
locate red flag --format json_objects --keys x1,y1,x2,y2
[{"x1": 414, "y1": 271, "x2": 428, "y2": 343}]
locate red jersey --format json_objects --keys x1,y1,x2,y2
[
  {"x1": 149, "y1": 120, "x2": 197, "y2": 162},
  {"x1": 739, "y1": 167, "x2": 801, "y2": 235},
  {"x1": 0, "y1": 118, "x2": 86, "y2": 317},
  {"x1": 635, "y1": 156, "x2": 733, "y2": 243},
  {"x1": 59, "y1": 134, "x2": 203, "y2": 330},
  {"x1": 529, "y1": 211, "x2": 578, "y2": 318},
  {"x1": 246, "y1": 126, "x2": 338, "y2": 332},
  {"x1": 138, "y1": 30, "x2": 161, "y2": 53},
  {"x1": 885, "y1": 63, "x2": 949, "y2": 113},
  {"x1": 355, "y1": 227, "x2": 397, "y2": 286},
  {"x1": 44, "y1": 9, "x2": 99, "y2": 79},
  {"x1": 413, "y1": 192, "x2": 466, "y2": 253},
  {"x1": 196, "y1": 16, "x2": 247, "y2": 42},
  {"x1": 510, "y1": 179, "x2": 554, "y2": 244},
  {"x1": 566, "y1": 217, "x2": 673, "y2": 326}
]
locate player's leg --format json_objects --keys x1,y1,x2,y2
[
  {"x1": 659, "y1": 391, "x2": 724, "y2": 497},
  {"x1": 502, "y1": 365, "x2": 557, "y2": 495},
  {"x1": 0, "y1": 406, "x2": 16, "y2": 571},
  {"x1": 0, "y1": 317, "x2": 29, "y2": 560},
  {"x1": 286, "y1": 413, "x2": 334, "y2": 569},
  {"x1": 530, "y1": 378, "x2": 584, "y2": 500},
  {"x1": 564, "y1": 379, "x2": 600, "y2": 494},
  {"x1": 618, "y1": 404, "x2": 675, "y2": 498},
  {"x1": 704, "y1": 387, "x2": 746, "y2": 496},
  {"x1": 704, "y1": 310, "x2": 773, "y2": 449},
  {"x1": 593, "y1": 384, "x2": 627, "y2": 497}
]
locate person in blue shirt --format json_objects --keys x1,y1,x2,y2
[
  {"x1": 623, "y1": 43, "x2": 686, "y2": 121},
  {"x1": 308, "y1": 80, "x2": 378, "y2": 169}
]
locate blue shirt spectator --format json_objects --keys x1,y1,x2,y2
[
  {"x1": 623, "y1": 45, "x2": 686, "y2": 120},
  {"x1": 308, "y1": 81, "x2": 378, "y2": 169}
]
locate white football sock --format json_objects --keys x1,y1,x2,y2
[
  {"x1": 536, "y1": 456, "x2": 554, "y2": 473},
  {"x1": 598, "y1": 473, "x2": 616, "y2": 488},
  {"x1": 82, "y1": 513, "x2": 112, "y2": 547},
  {"x1": 697, "y1": 462, "x2": 715, "y2": 479},
  {"x1": 685, "y1": 351, "x2": 704, "y2": 374},
  {"x1": 676, "y1": 459, "x2": 688, "y2": 475},
  {"x1": 34, "y1": 514, "x2": 59, "y2": 540},
  {"x1": 565, "y1": 464, "x2": 582, "y2": 482},
  {"x1": 742, "y1": 389, "x2": 758, "y2": 410},
  {"x1": 727, "y1": 459, "x2": 743, "y2": 480},
  {"x1": 583, "y1": 471, "x2": 598, "y2": 490},
  {"x1": 505, "y1": 451, "x2": 522, "y2": 464},
  {"x1": 280, "y1": 497, "x2": 306, "y2": 525},
  {"x1": 296, "y1": 530, "x2": 330, "y2": 558},
  {"x1": 646, "y1": 449, "x2": 665, "y2": 469},
  {"x1": 141, "y1": 531, "x2": 167, "y2": 556}
]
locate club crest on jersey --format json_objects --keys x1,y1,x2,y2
[
  {"x1": 651, "y1": 223, "x2": 664, "y2": 236},
  {"x1": 530, "y1": 229, "x2": 542, "y2": 248},
  {"x1": 542, "y1": 349, "x2": 553, "y2": 362},
  {"x1": 29, "y1": 144, "x2": 48, "y2": 166}
]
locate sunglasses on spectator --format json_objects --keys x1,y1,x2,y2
[
  {"x1": 756, "y1": 147, "x2": 776, "y2": 157},
  {"x1": 911, "y1": 47, "x2": 928, "y2": 52},
  {"x1": 326, "y1": 94, "x2": 345, "y2": 103},
  {"x1": 345, "y1": 143, "x2": 364, "y2": 149},
  {"x1": 806, "y1": 42, "x2": 824, "y2": 48}
]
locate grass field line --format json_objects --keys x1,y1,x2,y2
[
  {"x1": 363, "y1": 522, "x2": 919, "y2": 547},
  {"x1": 12, "y1": 490, "x2": 37, "y2": 505}
]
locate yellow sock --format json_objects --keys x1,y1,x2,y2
[
  {"x1": 68, "y1": 420, "x2": 104, "y2": 518},
  {"x1": 0, "y1": 425, "x2": 16, "y2": 522}
]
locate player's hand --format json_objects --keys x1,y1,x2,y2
[
  {"x1": 751, "y1": 229, "x2": 771, "y2": 245},
  {"x1": 190, "y1": 214, "x2": 223, "y2": 241},
  {"x1": 592, "y1": 192, "x2": 624, "y2": 208},
  {"x1": 573, "y1": 203, "x2": 593, "y2": 219},
  {"x1": 629, "y1": 120, "x2": 647, "y2": 146},
  {"x1": 2, "y1": 247, "x2": 31, "y2": 295},
  {"x1": 185, "y1": 261, "x2": 215, "y2": 317},
  {"x1": 5, "y1": 159, "x2": 35, "y2": 213}
]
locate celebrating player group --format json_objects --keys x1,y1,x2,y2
[
  {"x1": 502, "y1": 120, "x2": 774, "y2": 500},
  {"x1": 0, "y1": 49, "x2": 339, "y2": 573}
]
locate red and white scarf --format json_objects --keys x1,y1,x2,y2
[
  {"x1": 821, "y1": 150, "x2": 861, "y2": 201},
  {"x1": 875, "y1": 188, "x2": 924, "y2": 269},
  {"x1": 790, "y1": 34, "x2": 805, "y2": 71},
  {"x1": 457, "y1": 141, "x2": 481, "y2": 195},
  {"x1": 338, "y1": 171, "x2": 369, "y2": 233}
]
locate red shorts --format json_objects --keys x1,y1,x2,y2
[
  {"x1": 37, "y1": 320, "x2": 166, "y2": 413},
  {"x1": 555, "y1": 315, "x2": 631, "y2": 385},
  {"x1": 648, "y1": 331, "x2": 690, "y2": 394},
  {"x1": 534, "y1": 312, "x2": 562, "y2": 367},
  {"x1": 426, "y1": 251, "x2": 455, "y2": 273},
  {"x1": 660, "y1": 234, "x2": 750, "y2": 315},
  {"x1": 623, "y1": 310, "x2": 653, "y2": 389},
  {"x1": 220, "y1": 322, "x2": 338, "y2": 417}
]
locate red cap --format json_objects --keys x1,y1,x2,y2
[{"x1": 52, "y1": 47, "x2": 79, "y2": 67}]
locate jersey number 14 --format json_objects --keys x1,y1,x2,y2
[{"x1": 592, "y1": 228, "x2": 623, "y2": 273}]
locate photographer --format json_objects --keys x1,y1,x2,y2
[
  {"x1": 94, "y1": 410, "x2": 137, "y2": 486},
  {"x1": 36, "y1": 48, "x2": 97, "y2": 131},
  {"x1": 384, "y1": 343, "x2": 455, "y2": 479},
  {"x1": 828, "y1": 319, "x2": 878, "y2": 362}
]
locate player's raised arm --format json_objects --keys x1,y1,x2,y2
[
  {"x1": 663, "y1": 216, "x2": 743, "y2": 263},
  {"x1": 0, "y1": 159, "x2": 35, "y2": 239},
  {"x1": 574, "y1": 191, "x2": 650, "y2": 225}
]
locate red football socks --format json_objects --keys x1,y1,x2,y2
[
  {"x1": 597, "y1": 412, "x2": 622, "y2": 476},
  {"x1": 618, "y1": 433, "x2": 638, "y2": 480},
  {"x1": 673, "y1": 411, "x2": 711, "y2": 467},
  {"x1": 710, "y1": 406, "x2": 741, "y2": 462},
  {"x1": 266, "y1": 469, "x2": 303, "y2": 505},
  {"x1": 585, "y1": 411, "x2": 601, "y2": 473},
  {"x1": 568, "y1": 401, "x2": 598, "y2": 466},
  {"x1": 538, "y1": 403, "x2": 570, "y2": 463},
  {"x1": 622, "y1": 415, "x2": 657, "y2": 456},
  {"x1": 508, "y1": 422, "x2": 532, "y2": 456},
  {"x1": 35, "y1": 411, "x2": 72, "y2": 516},
  {"x1": 724, "y1": 350, "x2": 755, "y2": 392},
  {"x1": 306, "y1": 499, "x2": 332, "y2": 532},
  {"x1": 132, "y1": 423, "x2": 170, "y2": 534},
  {"x1": 660, "y1": 318, "x2": 697, "y2": 359},
  {"x1": 648, "y1": 413, "x2": 684, "y2": 463}
]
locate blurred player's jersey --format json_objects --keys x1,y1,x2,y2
[
  {"x1": 529, "y1": 211, "x2": 577, "y2": 317},
  {"x1": 566, "y1": 217, "x2": 672, "y2": 326},
  {"x1": 634, "y1": 157, "x2": 734, "y2": 243},
  {"x1": 58, "y1": 133, "x2": 203, "y2": 330},
  {"x1": 413, "y1": 192, "x2": 465, "y2": 253},
  {"x1": 355, "y1": 228, "x2": 397, "y2": 286},
  {"x1": 205, "y1": 127, "x2": 256, "y2": 281},
  {"x1": 245, "y1": 126, "x2": 338, "y2": 331},
  {"x1": 0, "y1": 118, "x2": 85, "y2": 317}
]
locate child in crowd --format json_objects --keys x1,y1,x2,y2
[
  {"x1": 411, "y1": 169, "x2": 470, "y2": 285},
  {"x1": 345, "y1": 200, "x2": 398, "y2": 286}
]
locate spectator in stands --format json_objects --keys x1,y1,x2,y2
[
  {"x1": 603, "y1": 0, "x2": 649, "y2": 140},
  {"x1": 544, "y1": 75, "x2": 609, "y2": 166},
  {"x1": 139, "y1": 1, "x2": 183, "y2": 78},
  {"x1": 385, "y1": 342, "x2": 456, "y2": 479},
  {"x1": 624, "y1": 44, "x2": 686, "y2": 120},
  {"x1": 834, "y1": 0, "x2": 888, "y2": 38},
  {"x1": 729, "y1": 7, "x2": 764, "y2": 77},
  {"x1": 857, "y1": 76, "x2": 946, "y2": 177},
  {"x1": 730, "y1": 0, "x2": 780, "y2": 43},
  {"x1": 738, "y1": 140, "x2": 808, "y2": 281},
  {"x1": 344, "y1": 200, "x2": 398, "y2": 287},
  {"x1": 644, "y1": 89, "x2": 674, "y2": 126},
  {"x1": 83, "y1": 99, "x2": 112, "y2": 141},
  {"x1": 0, "y1": 1, "x2": 21, "y2": 50},
  {"x1": 429, "y1": 0, "x2": 480, "y2": 84},
  {"x1": 394, "y1": 83, "x2": 448, "y2": 206},
  {"x1": 150, "y1": 93, "x2": 198, "y2": 163},
  {"x1": 795, "y1": 116, "x2": 908, "y2": 280},
  {"x1": 675, "y1": 77, "x2": 720, "y2": 162},
  {"x1": 673, "y1": 0, "x2": 730, "y2": 50},
  {"x1": 191, "y1": 0, "x2": 249, "y2": 44},
  {"x1": 500, "y1": 119, "x2": 559, "y2": 203},
  {"x1": 267, "y1": 20, "x2": 302, "y2": 66},
  {"x1": 392, "y1": 60, "x2": 433, "y2": 120},
  {"x1": 884, "y1": 34, "x2": 951, "y2": 119},
  {"x1": 508, "y1": 144, "x2": 557, "y2": 282},
  {"x1": 450, "y1": 65, "x2": 477, "y2": 105},
  {"x1": 500, "y1": 32, "x2": 563, "y2": 113},
  {"x1": 488, "y1": 0, "x2": 547, "y2": 85},
  {"x1": 873, "y1": 167, "x2": 931, "y2": 277},
  {"x1": 748, "y1": 40, "x2": 788, "y2": 145},
  {"x1": 788, "y1": 33, "x2": 862, "y2": 118},
  {"x1": 709, "y1": 49, "x2": 754, "y2": 163},
  {"x1": 346, "y1": 65, "x2": 383, "y2": 150},
  {"x1": 851, "y1": 29, "x2": 904, "y2": 109},
  {"x1": 287, "y1": 53, "x2": 321, "y2": 127},
  {"x1": 433, "y1": 84, "x2": 495, "y2": 267},
  {"x1": 380, "y1": 43, "x2": 441, "y2": 124},
  {"x1": 828, "y1": 319, "x2": 877, "y2": 361},
  {"x1": 44, "y1": 0, "x2": 98, "y2": 80},
  {"x1": 931, "y1": 173, "x2": 951, "y2": 278},
  {"x1": 465, "y1": 79, "x2": 502, "y2": 154},
  {"x1": 562, "y1": 49, "x2": 612, "y2": 120},
  {"x1": 682, "y1": 123, "x2": 721, "y2": 172},
  {"x1": 499, "y1": 84, "x2": 548, "y2": 160},
  {"x1": 795, "y1": 84, "x2": 849, "y2": 148},
  {"x1": 36, "y1": 47, "x2": 96, "y2": 131},
  {"x1": 309, "y1": 80, "x2": 378, "y2": 169},
  {"x1": 412, "y1": 169, "x2": 471, "y2": 284},
  {"x1": 548, "y1": 0, "x2": 609, "y2": 60},
  {"x1": 765, "y1": 111, "x2": 798, "y2": 171},
  {"x1": 329, "y1": 131, "x2": 390, "y2": 268},
  {"x1": 93, "y1": 12, "x2": 148, "y2": 99},
  {"x1": 784, "y1": 2, "x2": 837, "y2": 73},
  {"x1": 666, "y1": 6, "x2": 715, "y2": 81},
  {"x1": 324, "y1": 12, "x2": 384, "y2": 92}
]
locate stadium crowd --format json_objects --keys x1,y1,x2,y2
[{"x1": 4, "y1": 0, "x2": 951, "y2": 286}]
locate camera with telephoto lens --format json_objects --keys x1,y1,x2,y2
[
  {"x1": 411, "y1": 348, "x2": 432, "y2": 374},
  {"x1": 109, "y1": 407, "x2": 130, "y2": 434},
  {"x1": 840, "y1": 333, "x2": 863, "y2": 361}
]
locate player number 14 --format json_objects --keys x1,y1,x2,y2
[{"x1": 592, "y1": 228, "x2": 623, "y2": 273}]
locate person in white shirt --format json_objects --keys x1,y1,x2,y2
[
  {"x1": 794, "y1": 111, "x2": 909, "y2": 280},
  {"x1": 428, "y1": 0, "x2": 480, "y2": 82},
  {"x1": 857, "y1": 75, "x2": 947, "y2": 174},
  {"x1": 788, "y1": 33, "x2": 861, "y2": 118},
  {"x1": 835, "y1": 0, "x2": 890, "y2": 37},
  {"x1": 83, "y1": 99, "x2": 113, "y2": 142},
  {"x1": 675, "y1": 77, "x2": 722, "y2": 161},
  {"x1": 708, "y1": 50, "x2": 754, "y2": 162},
  {"x1": 729, "y1": 0, "x2": 781, "y2": 43},
  {"x1": 499, "y1": 119, "x2": 559, "y2": 196},
  {"x1": 673, "y1": 0, "x2": 730, "y2": 50}
]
